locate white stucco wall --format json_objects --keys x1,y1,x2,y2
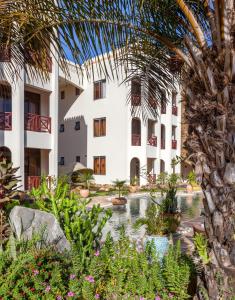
[{"x1": 58, "y1": 59, "x2": 182, "y2": 185}]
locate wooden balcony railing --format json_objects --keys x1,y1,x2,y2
[
  {"x1": 25, "y1": 50, "x2": 52, "y2": 73},
  {"x1": 25, "y1": 113, "x2": 51, "y2": 133},
  {"x1": 172, "y1": 106, "x2": 178, "y2": 116},
  {"x1": 27, "y1": 176, "x2": 53, "y2": 190},
  {"x1": 0, "y1": 112, "x2": 12, "y2": 130},
  {"x1": 172, "y1": 140, "x2": 177, "y2": 149},
  {"x1": 27, "y1": 176, "x2": 41, "y2": 190},
  {"x1": 148, "y1": 97, "x2": 157, "y2": 108},
  {"x1": 148, "y1": 173, "x2": 156, "y2": 184},
  {"x1": 147, "y1": 135, "x2": 157, "y2": 147},
  {"x1": 0, "y1": 46, "x2": 11, "y2": 62},
  {"x1": 131, "y1": 94, "x2": 141, "y2": 106},
  {"x1": 132, "y1": 134, "x2": 141, "y2": 146}
]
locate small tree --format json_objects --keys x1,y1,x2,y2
[{"x1": 113, "y1": 179, "x2": 126, "y2": 199}]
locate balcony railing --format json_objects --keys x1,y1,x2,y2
[
  {"x1": 131, "y1": 94, "x2": 141, "y2": 106},
  {"x1": 25, "y1": 113, "x2": 51, "y2": 133},
  {"x1": 132, "y1": 134, "x2": 141, "y2": 146},
  {"x1": 0, "y1": 46, "x2": 11, "y2": 62},
  {"x1": 27, "y1": 176, "x2": 41, "y2": 190},
  {"x1": 147, "y1": 135, "x2": 157, "y2": 147},
  {"x1": 27, "y1": 176, "x2": 53, "y2": 190},
  {"x1": 172, "y1": 106, "x2": 178, "y2": 116},
  {"x1": 172, "y1": 140, "x2": 177, "y2": 149},
  {"x1": 0, "y1": 112, "x2": 12, "y2": 130},
  {"x1": 148, "y1": 97, "x2": 157, "y2": 108},
  {"x1": 25, "y1": 50, "x2": 52, "y2": 73},
  {"x1": 148, "y1": 173, "x2": 156, "y2": 184}
]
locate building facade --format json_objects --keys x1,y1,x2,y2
[
  {"x1": 58, "y1": 60, "x2": 182, "y2": 185},
  {"x1": 0, "y1": 51, "x2": 59, "y2": 190}
]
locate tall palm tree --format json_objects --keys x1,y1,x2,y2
[{"x1": 1, "y1": 0, "x2": 235, "y2": 298}]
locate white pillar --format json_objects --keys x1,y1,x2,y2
[
  {"x1": 11, "y1": 72, "x2": 25, "y2": 188},
  {"x1": 49, "y1": 54, "x2": 58, "y2": 178}
]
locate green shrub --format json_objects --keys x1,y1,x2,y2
[
  {"x1": 0, "y1": 230, "x2": 195, "y2": 300},
  {"x1": 30, "y1": 178, "x2": 112, "y2": 270}
]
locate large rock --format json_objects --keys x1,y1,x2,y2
[{"x1": 9, "y1": 206, "x2": 70, "y2": 253}]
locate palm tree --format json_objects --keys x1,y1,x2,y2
[{"x1": 1, "y1": 0, "x2": 235, "y2": 297}]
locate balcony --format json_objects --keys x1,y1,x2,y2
[
  {"x1": 131, "y1": 94, "x2": 141, "y2": 106},
  {"x1": 27, "y1": 176, "x2": 52, "y2": 190},
  {"x1": 0, "y1": 46, "x2": 11, "y2": 62},
  {"x1": 0, "y1": 112, "x2": 12, "y2": 130},
  {"x1": 132, "y1": 134, "x2": 141, "y2": 146},
  {"x1": 27, "y1": 176, "x2": 41, "y2": 190},
  {"x1": 25, "y1": 113, "x2": 51, "y2": 133},
  {"x1": 147, "y1": 136, "x2": 157, "y2": 147},
  {"x1": 25, "y1": 50, "x2": 52, "y2": 73},
  {"x1": 172, "y1": 106, "x2": 178, "y2": 116},
  {"x1": 172, "y1": 140, "x2": 177, "y2": 149}
]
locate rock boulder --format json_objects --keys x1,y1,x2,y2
[{"x1": 9, "y1": 206, "x2": 70, "y2": 253}]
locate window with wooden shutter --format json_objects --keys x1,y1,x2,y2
[
  {"x1": 100, "y1": 157, "x2": 106, "y2": 175},
  {"x1": 93, "y1": 156, "x2": 106, "y2": 175},
  {"x1": 94, "y1": 80, "x2": 106, "y2": 100},
  {"x1": 93, "y1": 118, "x2": 106, "y2": 137},
  {"x1": 94, "y1": 119, "x2": 100, "y2": 137}
]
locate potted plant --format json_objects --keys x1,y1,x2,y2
[
  {"x1": 112, "y1": 179, "x2": 127, "y2": 205},
  {"x1": 154, "y1": 173, "x2": 181, "y2": 233},
  {"x1": 78, "y1": 172, "x2": 94, "y2": 198},
  {"x1": 186, "y1": 171, "x2": 196, "y2": 193},
  {"x1": 134, "y1": 203, "x2": 169, "y2": 260},
  {"x1": 129, "y1": 176, "x2": 139, "y2": 193}
]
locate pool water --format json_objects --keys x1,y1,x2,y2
[{"x1": 102, "y1": 192, "x2": 203, "y2": 241}]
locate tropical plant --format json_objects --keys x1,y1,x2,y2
[
  {"x1": 112, "y1": 179, "x2": 126, "y2": 198},
  {"x1": 187, "y1": 170, "x2": 196, "y2": 186},
  {"x1": 0, "y1": 155, "x2": 20, "y2": 206},
  {"x1": 2, "y1": 0, "x2": 235, "y2": 296},
  {"x1": 193, "y1": 233, "x2": 210, "y2": 266},
  {"x1": 30, "y1": 179, "x2": 112, "y2": 270},
  {"x1": 0, "y1": 154, "x2": 20, "y2": 251},
  {"x1": 78, "y1": 172, "x2": 94, "y2": 189},
  {"x1": 134, "y1": 203, "x2": 165, "y2": 236},
  {"x1": 71, "y1": 168, "x2": 94, "y2": 185}
]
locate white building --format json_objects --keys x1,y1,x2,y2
[
  {"x1": 58, "y1": 59, "x2": 181, "y2": 186},
  {"x1": 0, "y1": 50, "x2": 59, "y2": 190}
]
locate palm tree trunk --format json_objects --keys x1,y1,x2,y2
[{"x1": 185, "y1": 78, "x2": 235, "y2": 299}]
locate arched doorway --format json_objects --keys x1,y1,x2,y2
[
  {"x1": 130, "y1": 157, "x2": 140, "y2": 185},
  {"x1": 0, "y1": 146, "x2": 11, "y2": 162},
  {"x1": 132, "y1": 118, "x2": 141, "y2": 146},
  {"x1": 160, "y1": 159, "x2": 165, "y2": 173}
]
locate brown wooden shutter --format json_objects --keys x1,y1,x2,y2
[
  {"x1": 94, "y1": 119, "x2": 100, "y2": 136},
  {"x1": 101, "y1": 118, "x2": 106, "y2": 136},
  {"x1": 100, "y1": 157, "x2": 106, "y2": 175},
  {"x1": 94, "y1": 82, "x2": 100, "y2": 100},
  {"x1": 94, "y1": 157, "x2": 100, "y2": 174}
]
